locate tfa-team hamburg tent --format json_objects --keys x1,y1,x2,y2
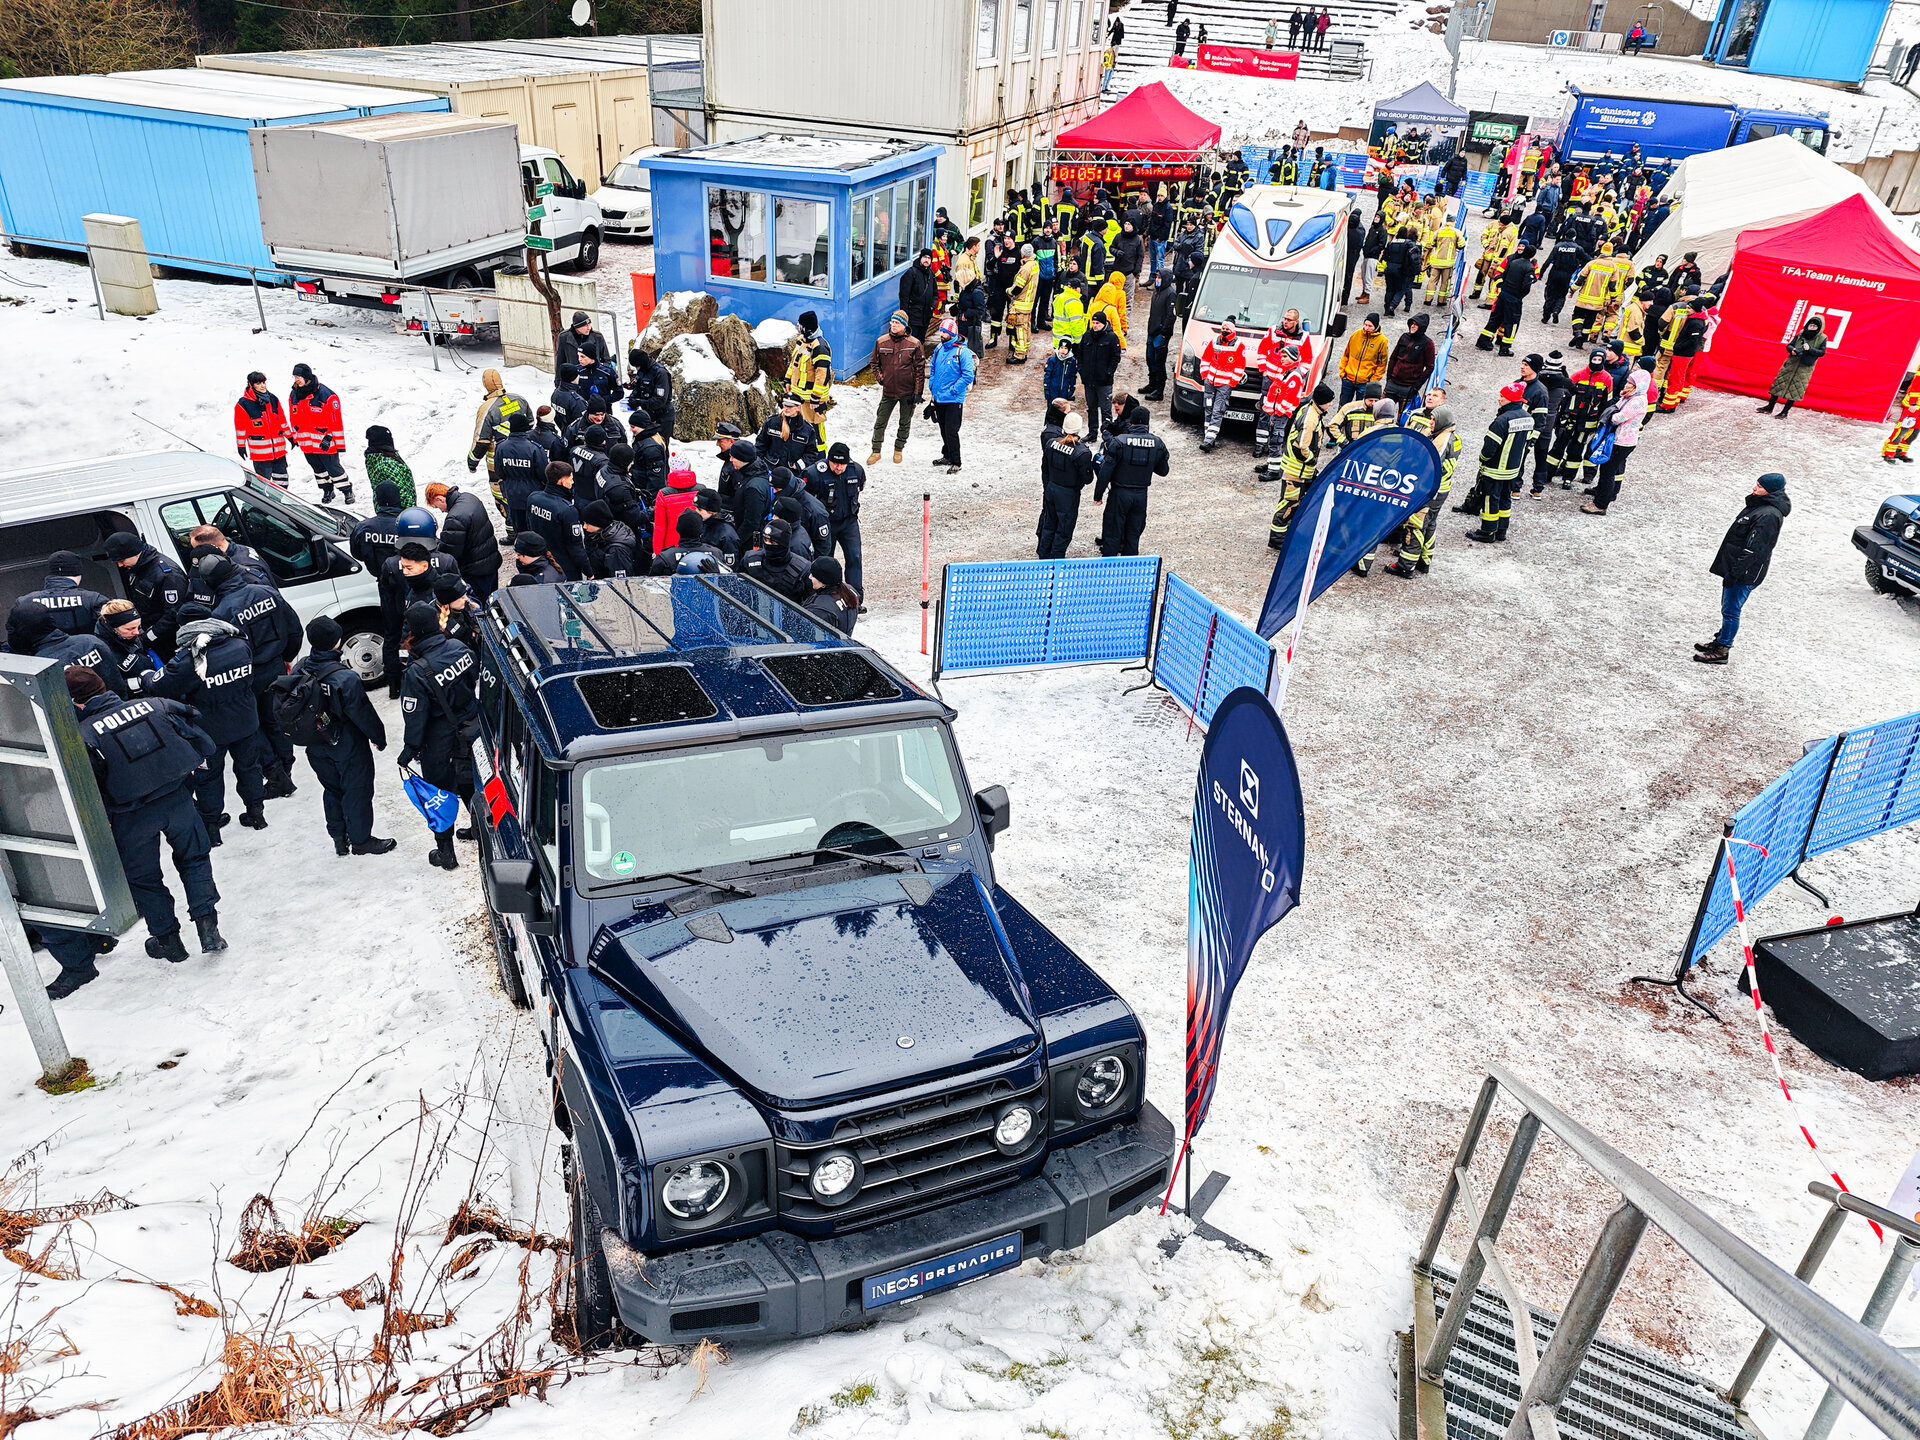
[
  {"x1": 1698, "y1": 193, "x2": 1920, "y2": 421},
  {"x1": 1633, "y1": 134, "x2": 1899, "y2": 280}
]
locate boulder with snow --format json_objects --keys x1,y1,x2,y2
[
  {"x1": 639, "y1": 290, "x2": 718, "y2": 356},
  {"x1": 739, "y1": 372, "x2": 774, "y2": 431},
  {"x1": 706, "y1": 312, "x2": 759, "y2": 383},
  {"x1": 658, "y1": 333, "x2": 744, "y2": 440},
  {"x1": 753, "y1": 316, "x2": 800, "y2": 393}
]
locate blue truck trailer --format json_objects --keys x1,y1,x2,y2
[{"x1": 1553, "y1": 87, "x2": 1829, "y2": 167}]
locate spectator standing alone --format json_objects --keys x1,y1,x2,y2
[
  {"x1": 868, "y1": 310, "x2": 927, "y2": 464},
  {"x1": 929, "y1": 320, "x2": 977, "y2": 474},
  {"x1": 1695, "y1": 474, "x2": 1789, "y2": 665}
]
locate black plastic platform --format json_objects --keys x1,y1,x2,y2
[{"x1": 1746, "y1": 910, "x2": 1920, "y2": 1081}]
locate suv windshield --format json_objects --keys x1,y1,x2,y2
[
  {"x1": 605, "y1": 162, "x2": 652, "y2": 190},
  {"x1": 1192, "y1": 263, "x2": 1327, "y2": 333},
  {"x1": 244, "y1": 476, "x2": 348, "y2": 537},
  {"x1": 577, "y1": 721, "x2": 968, "y2": 884}
]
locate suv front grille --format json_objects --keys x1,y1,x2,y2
[{"x1": 776, "y1": 1074, "x2": 1046, "y2": 1229}]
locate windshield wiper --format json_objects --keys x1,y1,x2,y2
[
  {"x1": 790, "y1": 845, "x2": 919, "y2": 873},
  {"x1": 643, "y1": 871, "x2": 756, "y2": 898}
]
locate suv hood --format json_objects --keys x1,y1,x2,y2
[{"x1": 591, "y1": 871, "x2": 1038, "y2": 1109}]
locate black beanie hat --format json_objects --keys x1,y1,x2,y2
[
  {"x1": 558, "y1": 362, "x2": 579, "y2": 381},
  {"x1": 292, "y1": 362, "x2": 315, "y2": 381},
  {"x1": 365, "y1": 424, "x2": 396, "y2": 450},
  {"x1": 404, "y1": 601, "x2": 441, "y2": 639},
  {"x1": 730, "y1": 439, "x2": 758, "y2": 465},
  {"x1": 65, "y1": 667, "x2": 107, "y2": 703},
  {"x1": 582, "y1": 500, "x2": 613, "y2": 527},
  {"x1": 374, "y1": 481, "x2": 403, "y2": 509},
  {"x1": 177, "y1": 600, "x2": 214, "y2": 623},
  {"x1": 584, "y1": 426, "x2": 608, "y2": 449},
  {"x1": 514, "y1": 532, "x2": 547, "y2": 558},
  {"x1": 676, "y1": 510, "x2": 705, "y2": 541},
  {"x1": 695, "y1": 486, "x2": 723, "y2": 510},
  {"x1": 1313, "y1": 382, "x2": 1335, "y2": 406},
  {"x1": 826, "y1": 441, "x2": 851, "y2": 463},
  {"x1": 763, "y1": 516, "x2": 793, "y2": 547},
  {"x1": 104, "y1": 532, "x2": 144, "y2": 561},
  {"x1": 799, "y1": 310, "x2": 819, "y2": 331},
  {"x1": 431, "y1": 572, "x2": 465, "y2": 602},
  {"x1": 48, "y1": 550, "x2": 83, "y2": 577},
  {"x1": 306, "y1": 615, "x2": 343, "y2": 651},
  {"x1": 810, "y1": 556, "x2": 843, "y2": 587}
]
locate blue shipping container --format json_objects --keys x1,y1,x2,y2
[{"x1": 0, "y1": 69, "x2": 447, "y2": 278}]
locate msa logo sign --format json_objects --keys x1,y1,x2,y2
[
  {"x1": 1783, "y1": 299, "x2": 1850, "y2": 348},
  {"x1": 1239, "y1": 761, "x2": 1260, "y2": 817}
]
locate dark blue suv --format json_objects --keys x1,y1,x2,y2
[
  {"x1": 472, "y1": 575, "x2": 1175, "y2": 1347},
  {"x1": 1855, "y1": 494, "x2": 1920, "y2": 597}
]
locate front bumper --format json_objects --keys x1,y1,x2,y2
[
  {"x1": 1853, "y1": 525, "x2": 1920, "y2": 591},
  {"x1": 601, "y1": 1101, "x2": 1175, "y2": 1342},
  {"x1": 600, "y1": 216, "x2": 651, "y2": 238}
]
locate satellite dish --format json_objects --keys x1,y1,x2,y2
[{"x1": 570, "y1": 0, "x2": 591, "y2": 25}]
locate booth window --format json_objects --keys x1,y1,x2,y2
[
  {"x1": 1068, "y1": 0, "x2": 1083, "y2": 48},
  {"x1": 775, "y1": 197, "x2": 830, "y2": 289},
  {"x1": 1012, "y1": 0, "x2": 1032, "y2": 55},
  {"x1": 977, "y1": 0, "x2": 1000, "y2": 61},
  {"x1": 850, "y1": 196, "x2": 869, "y2": 285},
  {"x1": 891, "y1": 187, "x2": 912, "y2": 268},
  {"x1": 707, "y1": 187, "x2": 767, "y2": 282},
  {"x1": 912, "y1": 177, "x2": 929, "y2": 254},
  {"x1": 1042, "y1": 0, "x2": 1060, "y2": 52}
]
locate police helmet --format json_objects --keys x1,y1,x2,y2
[
  {"x1": 394, "y1": 507, "x2": 440, "y2": 550},
  {"x1": 676, "y1": 552, "x2": 720, "y2": 575}
]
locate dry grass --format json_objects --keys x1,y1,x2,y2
[
  {"x1": 444, "y1": 1201, "x2": 565, "y2": 1254},
  {"x1": 103, "y1": 1332, "x2": 330, "y2": 1440},
  {"x1": 224, "y1": 1194, "x2": 365, "y2": 1274},
  {"x1": 0, "y1": 1188, "x2": 133, "y2": 1251}
]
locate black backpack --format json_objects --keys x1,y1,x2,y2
[{"x1": 270, "y1": 663, "x2": 337, "y2": 747}]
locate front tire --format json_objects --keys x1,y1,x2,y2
[
  {"x1": 476, "y1": 821, "x2": 532, "y2": 1009},
  {"x1": 571, "y1": 229, "x2": 601, "y2": 273},
  {"x1": 1866, "y1": 556, "x2": 1905, "y2": 595},
  {"x1": 568, "y1": 1152, "x2": 629, "y2": 1351}
]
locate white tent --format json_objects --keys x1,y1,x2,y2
[{"x1": 1633, "y1": 135, "x2": 1916, "y2": 282}]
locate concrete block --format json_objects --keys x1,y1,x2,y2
[
  {"x1": 82, "y1": 214, "x2": 159, "y2": 317},
  {"x1": 497, "y1": 269, "x2": 598, "y2": 371}
]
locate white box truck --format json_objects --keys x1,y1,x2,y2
[{"x1": 250, "y1": 112, "x2": 603, "y2": 336}]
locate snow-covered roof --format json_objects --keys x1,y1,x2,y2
[
  {"x1": 197, "y1": 35, "x2": 698, "y2": 85},
  {"x1": 655, "y1": 133, "x2": 940, "y2": 173},
  {"x1": 0, "y1": 68, "x2": 434, "y2": 120},
  {"x1": 0, "y1": 450, "x2": 253, "y2": 521}
]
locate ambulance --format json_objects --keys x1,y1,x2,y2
[{"x1": 1171, "y1": 186, "x2": 1352, "y2": 429}]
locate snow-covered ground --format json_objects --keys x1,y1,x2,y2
[
  {"x1": 1120, "y1": 0, "x2": 1920, "y2": 164},
  {"x1": 2, "y1": 193, "x2": 1919, "y2": 1440}
]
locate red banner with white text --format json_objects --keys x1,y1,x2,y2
[{"x1": 1194, "y1": 43, "x2": 1300, "y2": 79}]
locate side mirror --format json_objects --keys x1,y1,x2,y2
[
  {"x1": 1328, "y1": 312, "x2": 1349, "y2": 337},
  {"x1": 323, "y1": 540, "x2": 359, "y2": 577},
  {"x1": 490, "y1": 859, "x2": 541, "y2": 916},
  {"x1": 567, "y1": 179, "x2": 588, "y2": 201},
  {"x1": 973, "y1": 785, "x2": 1011, "y2": 848}
]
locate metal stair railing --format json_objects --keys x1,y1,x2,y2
[{"x1": 1415, "y1": 1064, "x2": 1920, "y2": 1440}]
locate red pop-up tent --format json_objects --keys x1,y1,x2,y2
[
  {"x1": 1054, "y1": 81, "x2": 1223, "y2": 157},
  {"x1": 1698, "y1": 193, "x2": 1920, "y2": 422}
]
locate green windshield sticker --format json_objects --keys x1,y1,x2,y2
[{"x1": 611, "y1": 851, "x2": 635, "y2": 874}]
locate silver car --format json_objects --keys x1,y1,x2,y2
[{"x1": 598, "y1": 147, "x2": 663, "y2": 240}]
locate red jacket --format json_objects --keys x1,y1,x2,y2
[
  {"x1": 1258, "y1": 327, "x2": 1312, "y2": 380},
  {"x1": 289, "y1": 381, "x2": 345, "y2": 455},
  {"x1": 1199, "y1": 335, "x2": 1249, "y2": 388},
  {"x1": 234, "y1": 389, "x2": 290, "y2": 463},
  {"x1": 652, "y1": 472, "x2": 698, "y2": 556}
]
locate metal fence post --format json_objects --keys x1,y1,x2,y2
[
  {"x1": 1727, "y1": 1201, "x2": 1848, "y2": 1405},
  {"x1": 83, "y1": 241, "x2": 107, "y2": 322},
  {"x1": 1802, "y1": 1236, "x2": 1920, "y2": 1440},
  {"x1": 249, "y1": 268, "x2": 268, "y2": 332},
  {"x1": 1424, "y1": 1110, "x2": 1539, "y2": 1380},
  {"x1": 1418, "y1": 1073, "x2": 1501, "y2": 1273},
  {"x1": 1500, "y1": 1201, "x2": 1650, "y2": 1440},
  {"x1": 0, "y1": 885, "x2": 76, "y2": 1087}
]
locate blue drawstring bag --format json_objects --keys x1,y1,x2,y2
[
  {"x1": 402, "y1": 770, "x2": 461, "y2": 833},
  {"x1": 1586, "y1": 424, "x2": 1616, "y2": 466}
]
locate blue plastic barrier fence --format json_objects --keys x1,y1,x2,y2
[
  {"x1": 933, "y1": 557, "x2": 1162, "y2": 680},
  {"x1": 1678, "y1": 707, "x2": 1920, "y2": 974},
  {"x1": 1460, "y1": 170, "x2": 1498, "y2": 208},
  {"x1": 1150, "y1": 573, "x2": 1276, "y2": 728}
]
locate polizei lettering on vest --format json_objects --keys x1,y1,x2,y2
[
  {"x1": 93, "y1": 700, "x2": 155, "y2": 731},
  {"x1": 205, "y1": 664, "x2": 253, "y2": 688},
  {"x1": 237, "y1": 598, "x2": 277, "y2": 625},
  {"x1": 435, "y1": 653, "x2": 475, "y2": 686}
]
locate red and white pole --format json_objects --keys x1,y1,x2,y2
[
  {"x1": 920, "y1": 493, "x2": 931, "y2": 656},
  {"x1": 1267, "y1": 482, "x2": 1337, "y2": 715}
]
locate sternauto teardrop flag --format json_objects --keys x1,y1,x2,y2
[
  {"x1": 1183, "y1": 686, "x2": 1306, "y2": 1152},
  {"x1": 1257, "y1": 424, "x2": 1442, "y2": 639}
]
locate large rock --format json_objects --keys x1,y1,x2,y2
[
  {"x1": 639, "y1": 290, "x2": 718, "y2": 355},
  {"x1": 659, "y1": 333, "x2": 744, "y2": 440},
  {"x1": 739, "y1": 373, "x2": 774, "y2": 431},
  {"x1": 752, "y1": 316, "x2": 800, "y2": 391},
  {"x1": 707, "y1": 313, "x2": 759, "y2": 383}
]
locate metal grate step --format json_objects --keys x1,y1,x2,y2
[{"x1": 1426, "y1": 1268, "x2": 1750, "y2": 1440}]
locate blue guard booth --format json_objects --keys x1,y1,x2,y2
[
  {"x1": 639, "y1": 133, "x2": 944, "y2": 380},
  {"x1": 1705, "y1": 0, "x2": 1891, "y2": 83}
]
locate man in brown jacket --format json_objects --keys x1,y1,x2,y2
[{"x1": 868, "y1": 310, "x2": 928, "y2": 465}]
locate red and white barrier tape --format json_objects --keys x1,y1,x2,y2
[{"x1": 1722, "y1": 837, "x2": 1882, "y2": 1241}]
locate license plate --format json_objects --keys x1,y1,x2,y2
[
  {"x1": 1226, "y1": 409, "x2": 1255, "y2": 421},
  {"x1": 296, "y1": 288, "x2": 326, "y2": 303},
  {"x1": 862, "y1": 1232, "x2": 1022, "y2": 1310}
]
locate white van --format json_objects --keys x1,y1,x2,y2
[
  {"x1": 0, "y1": 452, "x2": 388, "y2": 680},
  {"x1": 1171, "y1": 186, "x2": 1352, "y2": 428}
]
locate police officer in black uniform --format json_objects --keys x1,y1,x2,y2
[
  {"x1": 68, "y1": 666, "x2": 225, "y2": 961},
  {"x1": 509, "y1": 532, "x2": 565, "y2": 586},
  {"x1": 105, "y1": 531, "x2": 188, "y2": 659},
  {"x1": 1093, "y1": 412, "x2": 1171, "y2": 557},
  {"x1": 93, "y1": 600, "x2": 162, "y2": 698},
  {"x1": 396, "y1": 603, "x2": 481, "y2": 872},
  {"x1": 628, "y1": 345, "x2": 676, "y2": 443},
  {"x1": 694, "y1": 488, "x2": 739, "y2": 561},
  {"x1": 195, "y1": 550, "x2": 302, "y2": 790},
  {"x1": 12, "y1": 552, "x2": 108, "y2": 641},
  {"x1": 493, "y1": 410, "x2": 551, "y2": 538},
  {"x1": 580, "y1": 501, "x2": 639, "y2": 577},
  {"x1": 650, "y1": 511, "x2": 728, "y2": 575},
  {"x1": 290, "y1": 615, "x2": 394, "y2": 858},
  {"x1": 528, "y1": 462, "x2": 593, "y2": 580},
  {"x1": 6, "y1": 600, "x2": 112, "y2": 671},
  {"x1": 804, "y1": 443, "x2": 866, "y2": 597},
  {"x1": 155, "y1": 602, "x2": 271, "y2": 842},
  {"x1": 627, "y1": 409, "x2": 672, "y2": 499},
  {"x1": 379, "y1": 535, "x2": 460, "y2": 698},
  {"x1": 350, "y1": 482, "x2": 408, "y2": 569},
  {"x1": 741, "y1": 517, "x2": 812, "y2": 599}
]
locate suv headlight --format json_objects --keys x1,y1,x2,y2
[
  {"x1": 661, "y1": 1159, "x2": 730, "y2": 1219},
  {"x1": 808, "y1": 1149, "x2": 863, "y2": 1207},
  {"x1": 992, "y1": 1102, "x2": 1039, "y2": 1155},
  {"x1": 1050, "y1": 1045, "x2": 1141, "y2": 1132}
]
